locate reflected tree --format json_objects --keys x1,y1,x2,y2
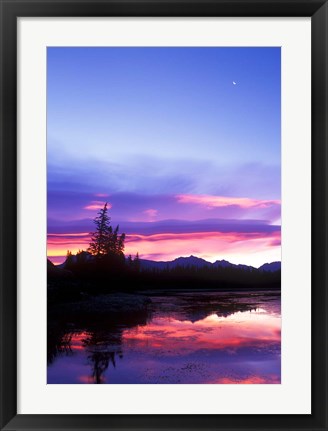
[{"x1": 82, "y1": 330, "x2": 122, "y2": 384}]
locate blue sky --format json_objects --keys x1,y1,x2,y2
[{"x1": 47, "y1": 47, "x2": 281, "y2": 266}]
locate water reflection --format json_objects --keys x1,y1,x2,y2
[{"x1": 48, "y1": 290, "x2": 281, "y2": 384}]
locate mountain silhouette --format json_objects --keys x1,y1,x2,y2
[
  {"x1": 258, "y1": 262, "x2": 281, "y2": 272},
  {"x1": 56, "y1": 252, "x2": 280, "y2": 273},
  {"x1": 138, "y1": 255, "x2": 280, "y2": 272}
]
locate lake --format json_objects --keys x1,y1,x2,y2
[{"x1": 47, "y1": 289, "x2": 281, "y2": 384}]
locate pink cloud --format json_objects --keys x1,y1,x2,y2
[
  {"x1": 270, "y1": 239, "x2": 281, "y2": 246},
  {"x1": 47, "y1": 233, "x2": 90, "y2": 246},
  {"x1": 176, "y1": 194, "x2": 280, "y2": 210},
  {"x1": 94, "y1": 193, "x2": 109, "y2": 198},
  {"x1": 84, "y1": 201, "x2": 112, "y2": 211},
  {"x1": 48, "y1": 228, "x2": 281, "y2": 267},
  {"x1": 47, "y1": 229, "x2": 281, "y2": 267},
  {"x1": 125, "y1": 231, "x2": 280, "y2": 244},
  {"x1": 47, "y1": 233, "x2": 91, "y2": 262},
  {"x1": 124, "y1": 230, "x2": 281, "y2": 266},
  {"x1": 143, "y1": 208, "x2": 158, "y2": 220},
  {"x1": 48, "y1": 232, "x2": 89, "y2": 237}
]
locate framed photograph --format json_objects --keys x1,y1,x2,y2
[{"x1": 0, "y1": 0, "x2": 327, "y2": 430}]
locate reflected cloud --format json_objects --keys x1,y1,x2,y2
[
  {"x1": 123, "y1": 310, "x2": 281, "y2": 352},
  {"x1": 216, "y1": 375, "x2": 280, "y2": 384},
  {"x1": 48, "y1": 291, "x2": 281, "y2": 384}
]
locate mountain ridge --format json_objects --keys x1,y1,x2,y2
[
  {"x1": 56, "y1": 252, "x2": 281, "y2": 272},
  {"x1": 138, "y1": 255, "x2": 280, "y2": 272}
]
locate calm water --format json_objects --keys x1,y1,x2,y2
[{"x1": 47, "y1": 290, "x2": 281, "y2": 384}]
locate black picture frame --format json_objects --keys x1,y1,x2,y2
[{"x1": 0, "y1": 1, "x2": 327, "y2": 430}]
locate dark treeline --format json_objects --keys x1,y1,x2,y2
[
  {"x1": 139, "y1": 263, "x2": 280, "y2": 288},
  {"x1": 48, "y1": 254, "x2": 280, "y2": 302}
]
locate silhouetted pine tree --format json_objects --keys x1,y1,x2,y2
[
  {"x1": 133, "y1": 252, "x2": 141, "y2": 272},
  {"x1": 65, "y1": 250, "x2": 74, "y2": 269},
  {"x1": 88, "y1": 203, "x2": 126, "y2": 260}
]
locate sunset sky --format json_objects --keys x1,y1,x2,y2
[{"x1": 47, "y1": 47, "x2": 281, "y2": 267}]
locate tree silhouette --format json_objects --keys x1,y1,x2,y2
[
  {"x1": 127, "y1": 254, "x2": 133, "y2": 268},
  {"x1": 65, "y1": 250, "x2": 74, "y2": 269},
  {"x1": 133, "y1": 252, "x2": 141, "y2": 272},
  {"x1": 88, "y1": 203, "x2": 126, "y2": 261}
]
